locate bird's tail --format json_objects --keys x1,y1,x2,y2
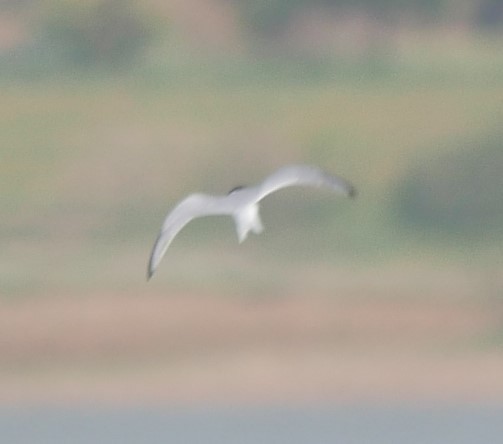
[{"x1": 234, "y1": 204, "x2": 263, "y2": 243}]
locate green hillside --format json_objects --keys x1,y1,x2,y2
[{"x1": 1, "y1": 51, "x2": 502, "y2": 296}]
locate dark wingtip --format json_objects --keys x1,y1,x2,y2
[{"x1": 146, "y1": 263, "x2": 155, "y2": 281}]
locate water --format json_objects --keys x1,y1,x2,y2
[{"x1": 1, "y1": 404, "x2": 502, "y2": 444}]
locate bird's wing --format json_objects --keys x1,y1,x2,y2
[
  {"x1": 256, "y1": 164, "x2": 356, "y2": 202},
  {"x1": 147, "y1": 193, "x2": 232, "y2": 279}
]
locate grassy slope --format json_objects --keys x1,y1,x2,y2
[
  {"x1": 1, "y1": 50, "x2": 502, "y2": 295},
  {"x1": 1, "y1": 47, "x2": 503, "y2": 404}
]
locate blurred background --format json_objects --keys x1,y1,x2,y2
[{"x1": 1, "y1": 0, "x2": 503, "y2": 442}]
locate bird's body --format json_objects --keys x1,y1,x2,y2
[{"x1": 148, "y1": 164, "x2": 356, "y2": 279}]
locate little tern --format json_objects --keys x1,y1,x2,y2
[{"x1": 147, "y1": 164, "x2": 356, "y2": 279}]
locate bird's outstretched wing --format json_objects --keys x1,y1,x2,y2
[
  {"x1": 256, "y1": 164, "x2": 356, "y2": 202},
  {"x1": 147, "y1": 194, "x2": 232, "y2": 279}
]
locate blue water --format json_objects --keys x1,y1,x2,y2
[{"x1": 1, "y1": 404, "x2": 502, "y2": 444}]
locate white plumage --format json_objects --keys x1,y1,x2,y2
[{"x1": 147, "y1": 164, "x2": 356, "y2": 279}]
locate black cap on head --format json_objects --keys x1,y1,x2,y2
[{"x1": 227, "y1": 185, "x2": 246, "y2": 194}]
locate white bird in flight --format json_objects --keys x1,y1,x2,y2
[{"x1": 147, "y1": 164, "x2": 356, "y2": 279}]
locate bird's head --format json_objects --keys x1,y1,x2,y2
[{"x1": 227, "y1": 185, "x2": 246, "y2": 195}]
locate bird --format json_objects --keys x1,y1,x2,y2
[{"x1": 147, "y1": 164, "x2": 356, "y2": 279}]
